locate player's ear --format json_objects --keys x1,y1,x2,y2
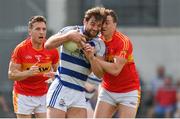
[
  {"x1": 83, "y1": 19, "x2": 86, "y2": 25},
  {"x1": 28, "y1": 28, "x2": 31, "y2": 36},
  {"x1": 114, "y1": 22, "x2": 117, "y2": 27}
]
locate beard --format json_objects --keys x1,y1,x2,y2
[{"x1": 83, "y1": 30, "x2": 99, "y2": 40}]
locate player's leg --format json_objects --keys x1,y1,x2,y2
[
  {"x1": 94, "y1": 87, "x2": 117, "y2": 118},
  {"x1": 34, "y1": 112, "x2": 46, "y2": 118},
  {"x1": 118, "y1": 104, "x2": 138, "y2": 118},
  {"x1": 47, "y1": 107, "x2": 66, "y2": 118},
  {"x1": 86, "y1": 100, "x2": 94, "y2": 118},
  {"x1": 66, "y1": 107, "x2": 87, "y2": 118},
  {"x1": 87, "y1": 108, "x2": 94, "y2": 118},
  {"x1": 16, "y1": 114, "x2": 32, "y2": 118},
  {"x1": 117, "y1": 90, "x2": 141, "y2": 118},
  {"x1": 66, "y1": 89, "x2": 87, "y2": 118},
  {"x1": 94, "y1": 100, "x2": 117, "y2": 118}
]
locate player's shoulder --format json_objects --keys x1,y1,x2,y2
[
  {"x1": 114, "y1": 31, "x2": 131, "y2": 43},
  {"x1": 91, "y1": 36, "x2": 106, "y2": 55},
  {"x1": 14, "y1": 38, "x2": 30, "y2": 50}
]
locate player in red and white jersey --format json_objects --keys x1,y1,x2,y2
[
  {"x1": 8, "y1": 16, "x2": 59, "y2": 118},
  {"x1": 100, "y1": 28, "x2": 140, "y2": 93},
  {"x1": 87, "y1": 9, "x2": 141, "y2": 118}
]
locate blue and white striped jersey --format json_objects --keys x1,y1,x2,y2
[{"x1": 56, "y1": 26, "x2": 105, "y2": 91}]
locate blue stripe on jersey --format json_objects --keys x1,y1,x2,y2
[
  {"x1": 61, "y1": 52, "x2": 90, "y2": 69},
  {"x1": 88, "y1": 76, "x2": 102, "y2": 83},
  {"x1": 58, "y1": 67, "x2": 88, "y2": 81},
  {"x1": 48, "y1": 82, "x2": 63, "y2": 107},
  {"x1": 55, "y1": 75, "x2": 85, "y2": 91}
]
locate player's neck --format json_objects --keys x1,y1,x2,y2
[
  {"x1": 104, "y1": 30, "x2": 116, "y2": 41},
  {"x1": 103, "y1": 34, "x2": 113, "y2": 42},
  {"x1": 31, "y1": 40, "x2": 43, "y2": 50}
]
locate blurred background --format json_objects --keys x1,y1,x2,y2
[{"x1": 0, "y1": 0, "x2": 180, "y2": 118}]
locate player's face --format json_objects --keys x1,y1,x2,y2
[
  {"x1": 29, "y1": 22, "x2": 47, "y2": 44},
  {"x1": 84, "y1": 16, "x2": 103, "y2": 39},
  {"x1": 101, "y1": 15, "x2": 117, "y2": 39}
]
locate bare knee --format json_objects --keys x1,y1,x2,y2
[{"x1": 67, "y1": 107, "x2": 87, "y2": 118}]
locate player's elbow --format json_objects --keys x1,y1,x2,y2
[
  {"x1": 8, "y1": 72, "x2": 15, "y2": 80},
  {"x1": 111, "y1": 67, "x2": 122, "y2": 76},
  {"x1": 8, "y1": 71, "x2": 19, "y2": 81},
  {"x1": 111, "y1": 71, "x2": 120, "y2": 76},
  {"x1": 44, "y1": 42, "x2": 51, "y2": 50}
]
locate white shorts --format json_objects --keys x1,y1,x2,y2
[
  {"x1": 13, "y1": 91, "x2": 46, "y2": 115},
  {"x1": 98, "y1": 88, "x2": 141, "y2": 108},
  {"x1": 46, "y1": 78, "x2": 87, "y2": 112}
]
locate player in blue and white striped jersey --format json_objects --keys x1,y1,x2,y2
[{"x1": 44, "y1": 7, "x2": 106, "y2": 118}]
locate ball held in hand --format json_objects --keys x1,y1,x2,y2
[{"x1": 63, "y1": 41, "x2": 78, "y2": 52}]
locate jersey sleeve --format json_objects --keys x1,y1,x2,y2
[
  {"x1": 11, "y1": 46, "x2": 23, "y2": 64},
  {"x1": 58, "y1": 26, "x2": 79, "y2": 34}
]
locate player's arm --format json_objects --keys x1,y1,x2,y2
[
  {"x1": 98, "y1": 36, "x2": 130, "y2": 76},
  {"x1": 8, "y1": 61, "x2": 40, "y2": 81},
  {"x1": 89, "y1": 56, "x2": 105, "y2": 78},
  {"x1": 82, "y1": 43, "x2": 104, "y2": 78},
  {"x1": 85, "y1": 82, "x2": 96, "y2": 93},
  {"x1": 45, "y1": 30, "x2": 86, "y2": 50},
  {"x1": 96, "y1": 56, "x2": 127, "y2": 76}
]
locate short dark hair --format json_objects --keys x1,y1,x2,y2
[
  {"x1": 84, "y1": 7, "x2": 106, "y2": 22},
  {"x1": 28, "y1": 15, "x2": 46, "y2": 29},
  {"x1": 105, "y1": 9, "x2": 118, "y2": 23}
]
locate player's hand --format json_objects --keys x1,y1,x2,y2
[
  {"x1": 27, "y1": 61, "x2": 41, "y2": 76},
  {"x1": 45, "y1": 78, "x2": 54, "y2": 83},
  {"x1": 43, "y1": 72, "x2": 56, "y2": 83},
  {"x1": 28, "y1": 65, "x2": 40, "y2": 76},
  {"x1": 66, "y1": 30, "x2": 86, "y2": 43},
  {"x1": 85, "y1": 82, "x2": 96, "y2": 92},
  {"x1": 43, "y1": 71, "x2": 56, "y2": 78},
  {"x1": 82, "y1": 43, "x2": 96, "y2": 60}
]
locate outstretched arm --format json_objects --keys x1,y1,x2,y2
[
  {"x1": 44, "y1": 30, "x2": 86, "y2": 50},
  {"x1": 83, "y1": 43, "x2": 127, "y2": 77},
  {"x1": 8, "y1": 61, "x2": 40, "y2": 81},
  {"x1": 96, "y1": 56, "x2": 127, "y2": 76}
]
